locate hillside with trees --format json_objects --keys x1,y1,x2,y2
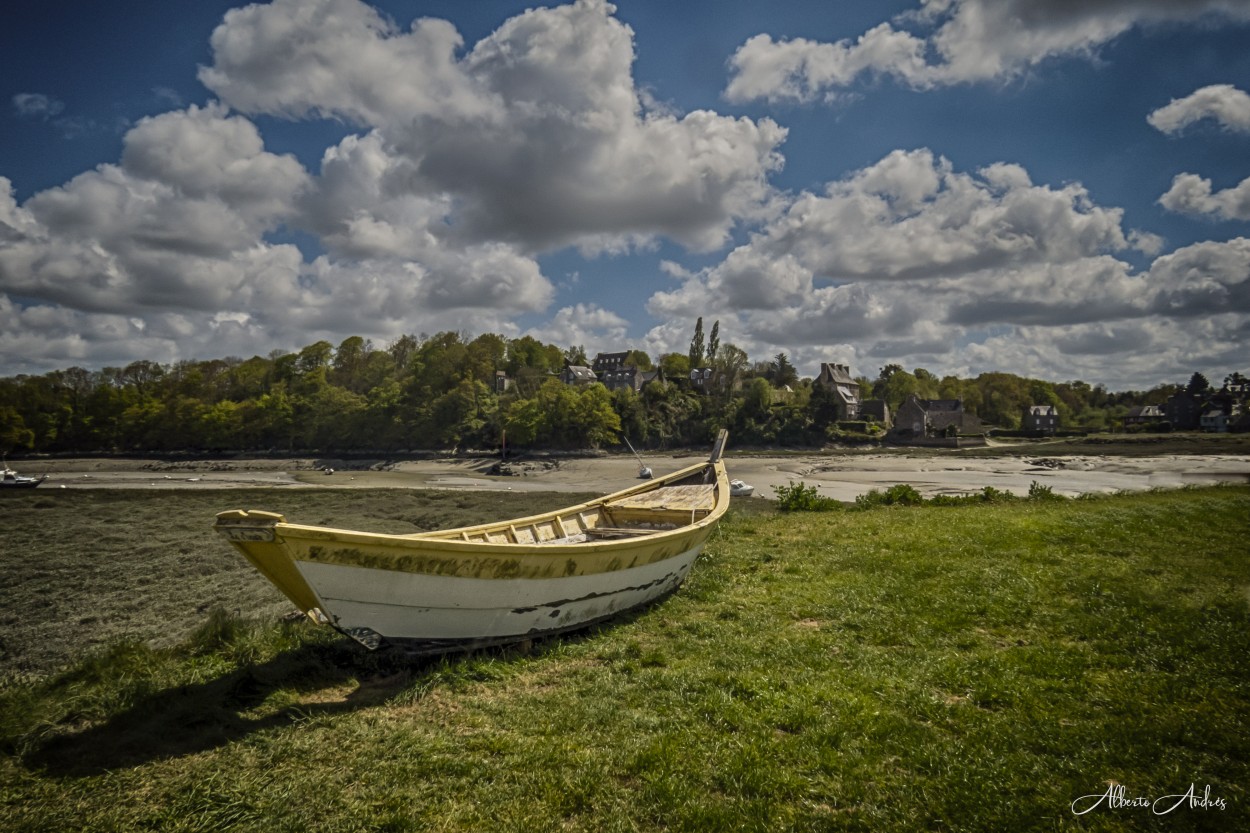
[{"x1": 1, "y1": 326, "x2": 1244, "y2": 455}]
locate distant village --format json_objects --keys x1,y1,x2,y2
[
  {"x1": 5, "y1": 329, "x2": 1247, "y2": 456},
  {"x1": 536, "y1": 351, "x2": 1250, "y2": 446}
]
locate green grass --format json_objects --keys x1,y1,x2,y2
[{"x1": 2, "y1": 486, "x2": 1248, "y2": 831}]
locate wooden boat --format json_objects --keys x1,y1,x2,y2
[{"x1": 215, "y1": 431, "x2": 731, "y2": 653}]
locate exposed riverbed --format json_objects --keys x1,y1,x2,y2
[{"x1": 24, "y1": 451, "x2": 1250, "y2": 502}]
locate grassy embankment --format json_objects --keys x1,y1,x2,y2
[{"x1": 2, "y1": 486, "x2": 1248, "y2": 831}]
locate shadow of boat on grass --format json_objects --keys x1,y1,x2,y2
[
  {"x1": 21, "y1": 637, "x2": 416, "y2": 778},
  {"x1": 18, "y1": 604, "x2": 661, "y2": 779}
]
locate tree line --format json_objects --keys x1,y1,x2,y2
[{"x1": 1, "y1": 326, "x2": 1241, "y2": 455}]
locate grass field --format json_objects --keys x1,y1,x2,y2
[{"x1": 2, "y1": 485, "x2": 1248, "y2": 831}]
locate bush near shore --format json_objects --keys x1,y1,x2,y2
[{"x1": 2, "y1": 485, "x2": 1248, "y2": 831}]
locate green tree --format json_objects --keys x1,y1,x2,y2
[
  {"x1": 361, "y1": 380, "x2": 405, "y2": 450},
  {"x1": 467, "y1": 333, "x2": 508, "y2": 383},
  {"x1": 744, "y1": 377, "x2": 773, "y2": 418},
  {"x1": 300, "y1": 386, "x2": 367, "y2": 449},
  {"x1": 659, "y1": 353, "x2": 691, "y2": 380},
  {"x1": 199, "y1": 400, "x2": 243, "y2": 450},
  {"x1": 293, "y1": 341, "x2": 333, "y2": 395},
  {"x1": 874, "y1": 364, "x2": 918, "y2": 410},
  {"x1": 503, "y1": 396, "x2": 545, "y2": 446},
  {"x1": 0, "y1": 406, "x2": 35, "y2": 452},
  {"x1": 913, "y1": 368, "x2": 941, "y2": 399},
  {"x1": 254, "y1": 389, "x2": 296, "y2": 450},
  {"x1": 625, "y1": 349, "x2": 654, "y2": 371},
  {"x1": 507, "y1": 335, "x2": 563, "y2": 374},
  {"x1": 807, "y1": 383, "x2": 841, "y2": 429},
  {"x1": 226, "y1": 356, "x2": 274, "y2": 401},
  {"x1": 688, "y1": 317, "x2": 705, "y2": 368},
  {"x1": 119, "y1": 399, "x2": 164, "y2": 450},
  {"x1": 431, "y1": 379, "x2": 493, "y2": 448},
  {"x1": 976, "y1": 372, "x2": 1031, "y2": 429},
  {"x1": 331, "y1": 336, "x2": 371, "y2": 393},
  {"x1": 713, "y1": 344, "x2": 750, "y2": 395},
  {"x1": 387, "y1": 334, "x2": 420, "y2": 376},
  {"x1": 769, "y1": 353, "x2": 798, "y2": 388},
  {"x1": 573, "y1": 384, "x2": 622, "y2": 449},
  {"x1": 642, "y1": 380, "x2": 702, "y2": 447},
  {"x1": 612, "y1": 387, "x2": 649, "y2": 444}
]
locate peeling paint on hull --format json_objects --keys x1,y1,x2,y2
[{"x1": 298, "y1": 542, "x2": 703, "y2": 648}]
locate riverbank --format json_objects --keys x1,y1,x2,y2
[{"x1": 20, "y1": 448, "x2": 1250, "y2": 501}]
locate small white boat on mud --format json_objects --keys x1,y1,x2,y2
[
  {"x1": 216, "y1": 432, "x2": 732, "y2": 654},
  {"x1": 1, "y1": 461, "x2": 46, "y2": 489}
]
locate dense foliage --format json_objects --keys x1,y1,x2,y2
[{"x1": 1, "y1": 329, "x2": 1242, "y2": 454}]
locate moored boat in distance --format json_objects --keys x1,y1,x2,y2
[
  {"x1": 1, "y1": 460, "x2": 46, "y2": 489},
  {"x1": 215, "y1": 431, "x2": 732, "y2": 654}
]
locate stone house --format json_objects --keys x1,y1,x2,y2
[
  {"x1": 689, "y1": 367, "x2": 716, "y2": 393},
  {"x1": 859, "y1": 399, "x2": 892, "y2": 427},
  {"x1": 592, "y1": 352, "x2": 630, "y2": 374},
  {"x1": 1201, "y1": 408, "x2": 1230, "y2": 432},
  {"x1": 890, "y1": 395, "x2": 982, "y2": 440},
  {"x1": 814, "y1": 362, "x2": 860, "y2": 421},
  {"x1": 602, "y1": 366, "x2": 664, "y2": 393},
  {"x1": 1022, "y1": 404, "x2": 1058, "y2": 435},
  {"x1": 1200, "y1": 394, "x2": 1244, "y2": 432},
  {"x1": 1165, "y1": 390, "x2": 1203, "y2": 431},
  {"x1": 560, "y1": 364, "x2": 597, "y2": 385},
  {"x1": 1124, "y1": 405, "x2": 1166, "y2": 427}
]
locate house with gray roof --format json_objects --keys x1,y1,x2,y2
[
  {"x1": 602, "y1": 366, "x2": 664, "y2": 393},
  {"x1": 592, "y1": 352, "x2": 630, "y2": 374},
  {"x1": 1022, "y1": 404, "x2": 1058, "y2": 435},
  {"x1": 889, "y1": 395, "x2": 983, "y2": 443},
  {"x1": 814, "y1": 362, "x2": 860, "y2": 421},
  {"x1": 1124, "y1": 405, "x2": 1166, "y2": 427},
  {"x1": 560, "y1": 364, "x2": 597, "y2": 385}
]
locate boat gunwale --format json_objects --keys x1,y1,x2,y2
[{"x1": 220, "y1": 458, "x2": 730, "y2": 556}]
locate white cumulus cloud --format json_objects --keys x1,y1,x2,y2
[
  {"x1": 1159, "y1": 172, "x2": 1250, "y2": 221},
  {"x1": 726, "y1": 0, "x2": 1250, "y2": 103},
  {"x1": 643, "y1": 151, "x2": 1250, "y2": 388},
  {"x1": 3, "y1": 0, "x2": 791, "y2": 374},
  {"x1": 201, "y1": 0, "x2": 787, "y2": 254},
  {"x1": 1148, "y1": 84, "x2": 1250, "y2": 135},
  {"x1": 12, "y1": 92, "x2": 66, "y2": 119}
]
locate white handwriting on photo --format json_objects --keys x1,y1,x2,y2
[{"x1": 1071, "y1": 783, "x2": 1227, "y2": 816}]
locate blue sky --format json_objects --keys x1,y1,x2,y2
[{"x1": 3, "y1": 0, "x2": 1249, "y2": 388}]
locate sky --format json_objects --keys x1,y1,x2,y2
[{"x1": 2, "y1": 0, "x2": 1250, "y2": 390}]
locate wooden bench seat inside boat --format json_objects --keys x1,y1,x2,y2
[
  {"x1": 603, "y1": 484, "x2": 716, "y2": 527},
  {"x1": 429, "y1": 484, "x2": 717, "y2": 545}
]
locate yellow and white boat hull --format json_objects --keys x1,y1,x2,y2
[{"x1": 215, "y1": 433, "x2": 730, "y2": 653}]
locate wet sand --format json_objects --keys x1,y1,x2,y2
[{"x1": 23, "y1": 451, "x2": 1250, "y2": 501}]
